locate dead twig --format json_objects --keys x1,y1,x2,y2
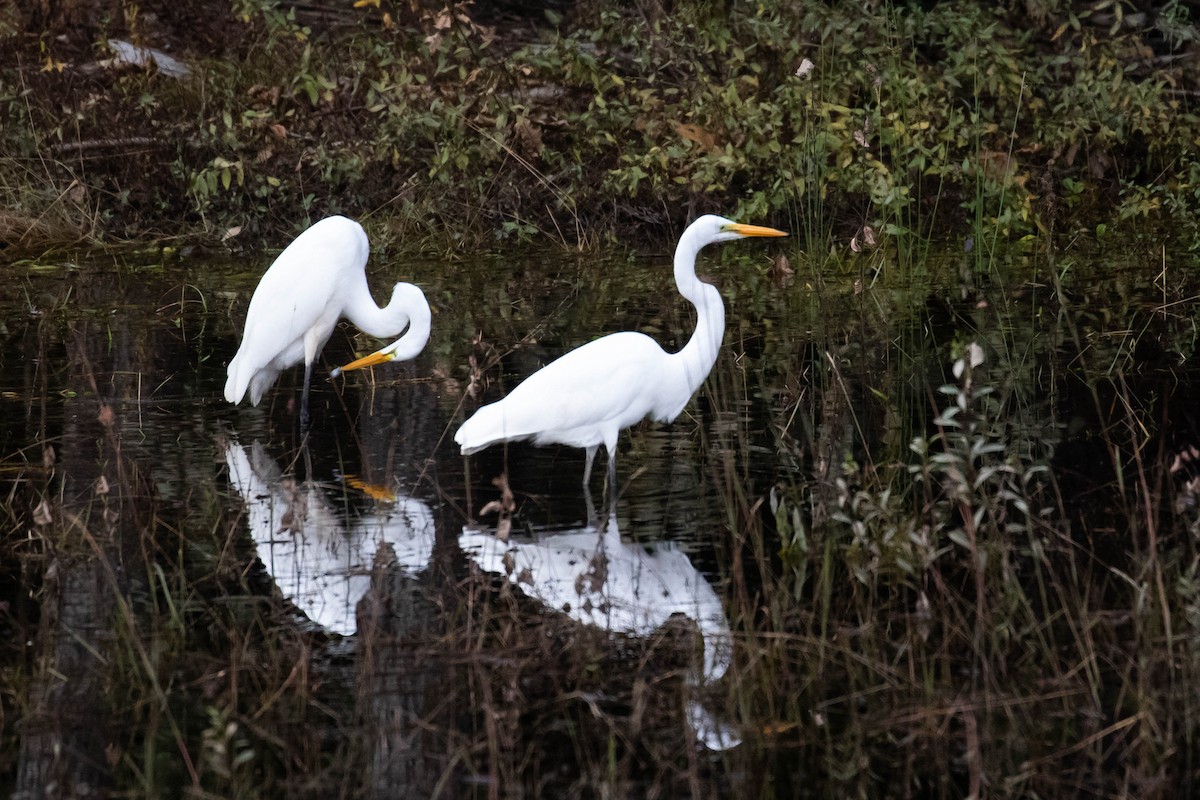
[{"x1": 49, "y1": 137, "x2": 162, "y2": 155}]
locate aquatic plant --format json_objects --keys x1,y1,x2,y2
[{"x1": 719, "y1": 248, "x2": 1200, "y2": 795}]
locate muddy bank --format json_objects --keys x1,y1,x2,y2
[{"x1": 2, "y1": 1, "x2": 1199, "y2": 253}]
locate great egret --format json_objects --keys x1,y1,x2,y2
[
  {"x1": 454, "y1": 214, "x2": 787, "y2": 497},
  {"x1": 224, "y1": 215, "x2": 432, "y2": 428}
]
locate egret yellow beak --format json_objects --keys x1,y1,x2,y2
[
  {"x1": 728, "y1": 223, "x2": 789, "y2": 238},
  {"x1": 331, "y1": 349, "x2": 394, "y2": 377}
]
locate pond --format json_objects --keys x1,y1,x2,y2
[{"x1": 3, "y1": 232, "x2": 1200, "y2": 798}]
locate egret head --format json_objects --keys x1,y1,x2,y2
[
  {"x1": 331, "y1": 282, "x2": 432, "y2": 377},
  {"x1": 688, "y1": 214, "x2": 789, "y2": 246}
]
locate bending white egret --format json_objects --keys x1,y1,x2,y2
[
  {"x1": 224, "y1": 215, "x2": 432, "y2": 428},
  {"x1": 454, "y1": 214, "x2": 787, "y2": 497}
]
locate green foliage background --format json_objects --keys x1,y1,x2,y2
[{"x1": 1, "y1": 0, "x2": 1199, "y2": 249}]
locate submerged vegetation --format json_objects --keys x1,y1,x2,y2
[{"x1": 1, "y1": 0, "x2": 1200, "y2": 250}]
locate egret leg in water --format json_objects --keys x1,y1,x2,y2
[{"x1": 581, "y1": 444, "x2": 619, "y2": 517}]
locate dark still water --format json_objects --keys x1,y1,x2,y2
[{"x1": 3, "y1": 237, "x2": 1200, "y2": 798}]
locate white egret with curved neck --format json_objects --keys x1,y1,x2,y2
[
  {"x1": 454, "y1": 214, "x2": 787, "y2": 498},
  {"x1": 224, "y1": 215, "x2": 432, "y2": 428}
]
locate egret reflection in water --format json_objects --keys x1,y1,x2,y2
[
  {"x1": 223, "y1": 438, "x2": 435, "y2": 635},
  {"x1": 458, "y1": 514, "x2": 738, "y2": 749}
]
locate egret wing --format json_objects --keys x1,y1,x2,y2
[{"x1": 458, "y1": 333, "x2": 665, "y2": 449}]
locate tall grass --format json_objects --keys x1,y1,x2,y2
[
  {"x1": 712, "y1": 237, "x2": 1200, "y2": 796},
  {"x1": 4, "y1": 226, "x2": 1200, "y2": 797}
]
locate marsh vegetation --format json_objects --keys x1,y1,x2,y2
[
  {"x1": 3, "y1": 0, "x2": 1200, "y2": 249},
  {"x1": 4, "y1": 1, "x2": 1200, "y2": 797},
  {"x1": 2, "y1": 231, "x2": 1200, "y2": 797}
]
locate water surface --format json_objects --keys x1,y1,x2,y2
[{"x1": 3, "y1": 237, "x2": 1200, "y2": 797}]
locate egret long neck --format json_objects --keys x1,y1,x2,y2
[
  {"x1": 671, "y1": 232, "x2": 725, "y2": 395},
  {"x1": 342, "y1": 281, "x2": 393, "y2": 337},
  {"x1": 343, "y1": 280, "x2": 432, "y2": 362},
  {"x1": 385, "y1": 299, "x2": 432, "y2": 361}
]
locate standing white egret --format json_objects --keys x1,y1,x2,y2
[
  {"x1": 224, "y1": 215, "x2": 432, "y2": 428},
  {"x1": 454, "y1": 214, "x2": 787, "y2": 497}
]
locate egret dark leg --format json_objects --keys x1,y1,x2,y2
[
  {"x1": 301, "y1": 437, "x2": 314, "y2": 483},
  {"x1": 605, "y1": 447, "x2": 618, "y2": 516},
  {"x1": 299, "y1": 360, "x2": 313, "y2": 432},
  {"x1": 462, "y1": 455, "x2": 474, "y2": 524},
  {"x1": 583, "y1": 482, "x2": 597, "y2": 525},
  {"x1": 582, "y1": 446, "x2": 601, "y2": 524},
  {"x1": 583, "y1": 446, "x2": 598, "y2": 488}
]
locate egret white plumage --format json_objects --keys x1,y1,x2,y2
[
  {"x1": 224, "y1": 215, "x2": 432, "y2": 428},
  {"x1": 454, "y1": 214, "x2": 787, "y2": 497}
]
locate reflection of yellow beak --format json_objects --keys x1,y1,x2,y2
[
  {"x1": 331, "y1": 349, "x2": 393, "y2": 377},
  {"x1": 343, "y1": 474, "x2": 397, "y2": 502},
  {"x1": 728, "y1": 223, "x2": 789, "y2": 238}
]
